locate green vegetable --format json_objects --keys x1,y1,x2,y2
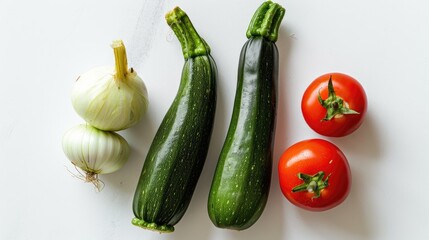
[
  {"x1": 132, "y1": 7, "x2": 217, "y2": 233},
  {"x1": 208, "y1": 1, "x2": 285, "y2": 230}
]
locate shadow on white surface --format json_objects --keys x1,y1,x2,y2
[
  {"x1": 274, "y1": 24, "x2": 296, "y2": 154},
  {"x1": 100, "y1": 106, "x2": 159, "y2": 203},
  {"x1": 294, "y1": 165, "x2": 375, "y2": 238},
  {"x1": 334, "y1": 112, "x2": 383, "y2": 161},
  {"x1": 295, "y1": 112, "x2": 383, "y2": 239}
]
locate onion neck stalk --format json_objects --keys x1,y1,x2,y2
[
  {"x1": 112, "y1": 40, "x2": 134, "y2": 81},
  {"x1": 165, "y1": 7, "x2": 210, "y2": 59}
]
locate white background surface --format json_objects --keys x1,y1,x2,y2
[{"x1": 1, "y1": 0, "x2": 428, "y2": 239}]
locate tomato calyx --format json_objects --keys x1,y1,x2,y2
[
  {"x1": 292, "y1": 171, "x2": 331, "y2": 198},
  {"x1": 318, "y1": 76, "x2": 359, "y2": 121}
]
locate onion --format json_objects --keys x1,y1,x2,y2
[
  {"x1": 62, "y1": 124, "x2": 130, "y2": 190},
  {"x1": 71, "y1": 40, "x2": 148, "y2": 131}
]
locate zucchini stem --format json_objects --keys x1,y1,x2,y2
[
  {"x1": 166, "y1": 7, "x2": 210, "y2": 59},
  {"x1": 132, "y1": 217, "x2": 174, "y2": 233},
  {"x1": 246, "y1": 1, "x2": 285, "y2": 42},
  {"x1": 112, "y1": 40, "x2": 129, "y2": 80}
]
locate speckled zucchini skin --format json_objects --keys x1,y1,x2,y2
[
  {"x1": 132, "y1": 7, "x2": 217, "y2": 233},
  {"x1": 207, "y1": 1, "x2": 284, "y2": 230},
  {"x1": 208, "y1": 36, "x2": 277, "y2": 231}
]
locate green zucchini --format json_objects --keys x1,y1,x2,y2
[
  {"x1": 208, "y1": 1, "x2": 285, "y2": 230},
  {"x1": 132, "y1": 7, "x2": 217, "y2": 233}
]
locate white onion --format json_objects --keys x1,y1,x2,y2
[
  {"x1": 62, "y1": 124, "x2": 130, "y2": 190},
  {"x1": 71, "y1": 40, "x2": 148, "y2": 131}
]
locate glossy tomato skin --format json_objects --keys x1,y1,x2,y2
[
  {"x1": 302, "y1": 73, "x2": 367, "y2": 137},
  {"x1": 278, "y1": 139, "x2": 351, "y2": 211}
]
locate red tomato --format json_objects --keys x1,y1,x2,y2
[
  {"x1": 278, "y1": 139, "x2": 351, "y2": 211},
  {"x1": 301, "y1": 73, "x2": 367, "y2": 137}
]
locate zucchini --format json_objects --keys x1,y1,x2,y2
[
  {"x1": 208, "y1": 1, "x2": 285, "y2": 230},
  {"x1": 132, "y1": 7, "x2": 217, "y2": 233}
]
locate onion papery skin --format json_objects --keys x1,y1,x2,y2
[
  {"x1": 71, "y1": 66, "x2": 148, "y2": 131},
  {"x1": 62, "y1": 124, "x2": 130, "y2": 175}
]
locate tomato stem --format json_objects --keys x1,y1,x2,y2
[
  {"x1": 292, "y1": 171, "x2": 330, "y2": 198},
  {"x1": 318, "y1": 76, "x2": 359, "y2": 121}
]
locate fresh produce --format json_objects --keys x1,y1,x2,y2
[
  {"x1": 208, "y1": 1, "x2": 285, "y2": 230},
  {"x1": 71, "y1": 40, "x2": 148, "y2": 131},
  {"x1": 63, "y1": 40, "x2": 144, "y2": 190},
  {"x1": 301, "y1": 72, "x2": 367, "y2": 137},
  {"x1": 278, "y1": 139, "x2": 351, "y2": 211},
  {"x1": 62, "y1": 124, "x2": 130, "y2": 190},
  {"x1": 132, "y1": 7, "x2": 217, "y2": 233}
]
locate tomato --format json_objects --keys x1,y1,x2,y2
[
  {"x1": 301, "y1": 72, "x2": 367, "y2": 137},
  {"x1": 278, "y1": 139, "x2": 351, "y2": 211}
]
